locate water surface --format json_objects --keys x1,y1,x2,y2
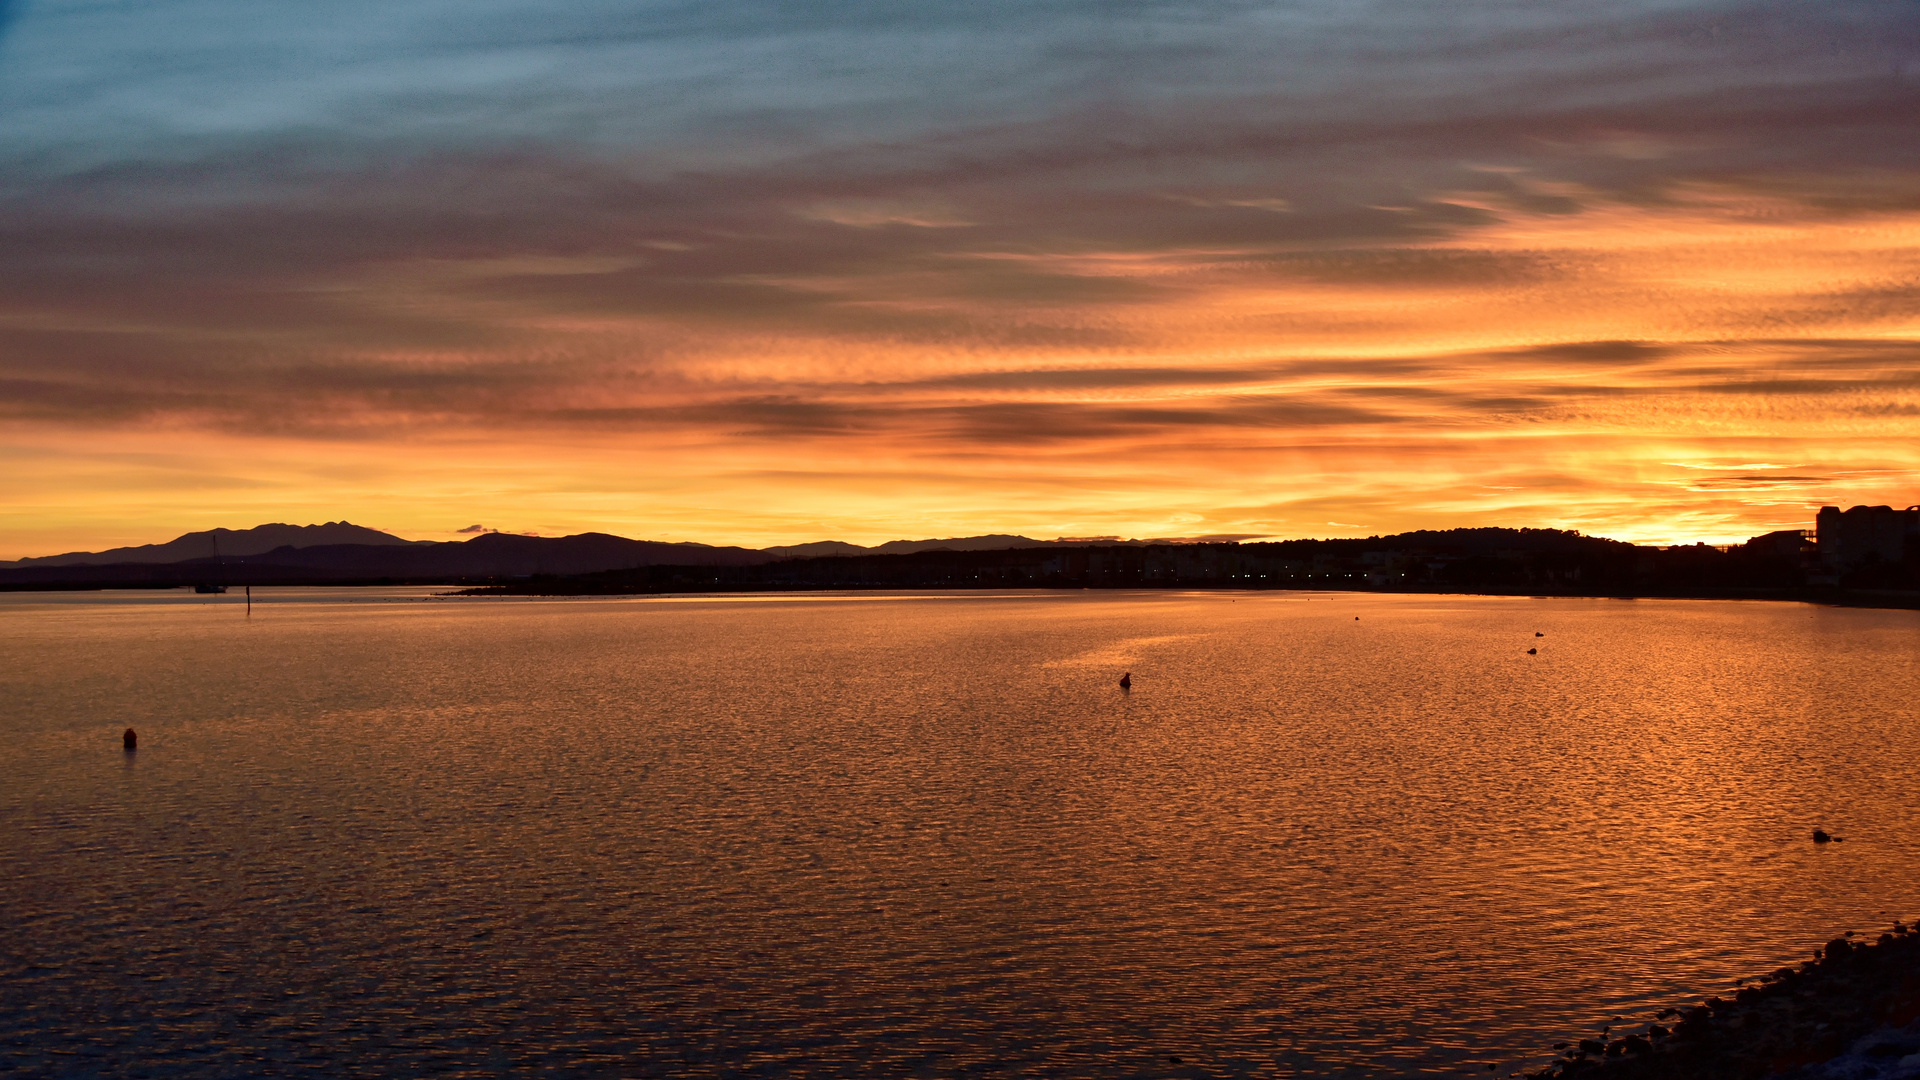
[{"x1": 3, "y1": 589, "x2": 1916, "y2": 1077}]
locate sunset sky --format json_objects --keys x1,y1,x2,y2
[{"x1": 2, "y1": 0, "x2": 1918, "y2": 558}]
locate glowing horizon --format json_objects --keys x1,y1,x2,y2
[{"x1": 2, "y1": 1, "x2": 1916, "y2": 561}]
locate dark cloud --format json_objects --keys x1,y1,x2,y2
[
  {"x1": 4, "y1": 310, "x2": 1912, "y2": 442},
  {"x1": 1, "y1": 45, "x2": 1915, "y2": 367},
  {"x1": 914, "y1": 366, "x2": 1280, "y2": 392},
  {"x1": 1513, "y1": 341, "x2": 1675, "y2": 366},
  {"x1": 1683, "y1": 475, "x2": 1833, "y2": 489}
]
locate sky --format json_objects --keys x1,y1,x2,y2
[{"x1": 2, "y1": 0, "x2": 1918, "y2": 557}]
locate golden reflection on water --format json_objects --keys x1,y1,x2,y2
[{"x1": 2, "y1": 590, "x2": 1916, "y2": 1077}]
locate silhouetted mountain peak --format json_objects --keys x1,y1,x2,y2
[
  {"x1": 6, "y1": 521, "x2": 423, "y2": 567},
  {"x1": 763, "y1": 541, "x2": 872, "y2": 558},
  {"x1": 870, "y1": 534, "x2": 1049, "y2": 554}
]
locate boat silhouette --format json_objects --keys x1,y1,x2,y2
[{"x1": 194, "y1": 532, "x2": 228, "y2": 593}]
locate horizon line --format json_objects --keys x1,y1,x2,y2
[{"x1": 7, "y1": 516, "x2": 1842, "y2": 565}]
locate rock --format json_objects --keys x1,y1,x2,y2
[
  {"x1": 1827, "y1": 937, "x2": 1853, "y2": 960},
  {"x1": 1813, "y1": 828, "x2": 1832, "y2": 843},
  {"x1": 1578, "y1": 1040, "x2": 1606, "y2": 1056},
  {"x1": 1527, "y1": 647, "x2": 1538, "y2": 654}
]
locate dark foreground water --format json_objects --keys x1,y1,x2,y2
[{"x1": 2, "y1": 589, "x2": 1916, "y2": 1078}]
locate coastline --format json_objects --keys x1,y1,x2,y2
[
  {"x1": 7, "y1": 527, "x2": 1915, "y2": 603},
  {"x1": 6, "y1": 578, "x2": 1916, "y2": 612},
  {"x1": 451, "y1": 581, "x2": 1920, "y2": 611},
  {"x1": 1522, "y1": 922, "x2": 1920, "y2": 1079}
]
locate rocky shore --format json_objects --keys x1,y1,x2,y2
[{"x1": 1524, "y1": 921, "x2": 1920, "y2": 1079}]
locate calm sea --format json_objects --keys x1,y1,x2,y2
[{"x1": 3, "y1": 589, "x2": 1916, "y2": 1078}]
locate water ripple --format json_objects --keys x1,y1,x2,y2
[{"x1": 1, "y1": 590, "x2": 1916, "y2": 1077}]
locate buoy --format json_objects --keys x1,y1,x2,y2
[
  {"x1": 1119, "y1": 672, "x2": 1132, "y2": 690},
  {"x1": 1526, "y1": 647, "x2": 1537, "y2": 655},
  {"x1": 1535, "y1": 632, "x2": 1544, "y2": 637},
  {"x1": 122, "y1": 728, "x2": 137, "y2": 751}
]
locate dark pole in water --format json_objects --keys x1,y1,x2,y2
[
  {"x1": 246, "y1": 584, "x2": 251, "y2": 616},
  {"x1": 123, "y1": 728, "x2": 137, "y2": 751}
]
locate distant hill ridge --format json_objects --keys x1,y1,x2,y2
[
  {"x1": 764, "y1": 534, "x2": 1053, "y2": 557},
  {"x1": 2, "y1": 525, "x2": 1092, "y2": 582},
  {"x1": 12, "y1": 526, "x2": 1097, "y2": 569},
  {"x1": 1, "y1": 521, "x2": 1662, "y2": 588},
  {"x1": 6, "y1": 521, "x2": 425, "y2": 567},
  {"x1": 6, "y1": 522, "x2": 1894, "y2": 596}
]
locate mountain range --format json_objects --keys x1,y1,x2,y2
[
  {"x1": 4, "y1": 520, "x2": 1900, "y2": 598},
  {"x1": 0, "y1": 522, "x2": 1094, "y2": 586},
  {"x1": 9, "y1": 521, "x2": 423, "y2": 567}
]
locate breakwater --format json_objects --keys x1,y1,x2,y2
[{"x1": 1526, "y1": 921, "x2": 1920, "y2": 1079}]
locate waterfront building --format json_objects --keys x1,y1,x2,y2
[{"x1": 1815, "y1": 504, "x2": 1920, "y2": 570}]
